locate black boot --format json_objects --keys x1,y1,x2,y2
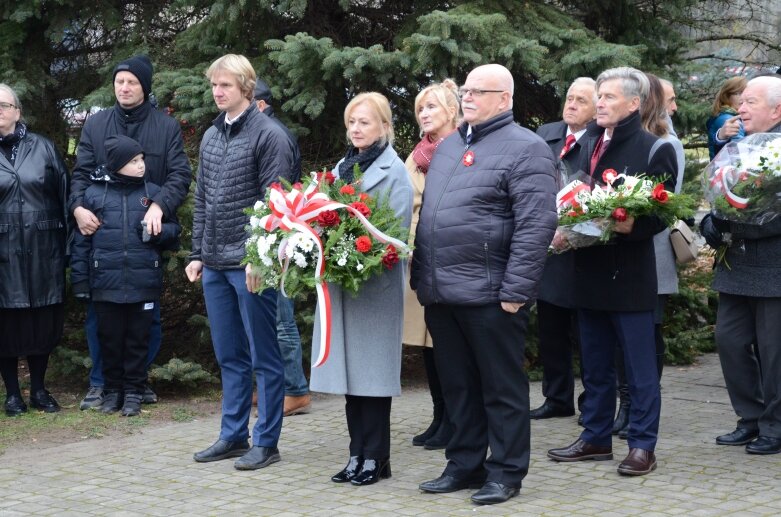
[
  {"x1": 413, "y1": 348, "x2": 444, "y2": 446},
  {"x1": 424, "y1": 406, "x2": 454, "y2": 450},
  {"x1": 612, "y1": 383, "x2": 630, "y2": 435}
]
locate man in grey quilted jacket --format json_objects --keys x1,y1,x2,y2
[{"x1": 412, "y1": 64, "x2": 558, "y2": 505}]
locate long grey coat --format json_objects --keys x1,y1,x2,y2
[
  {"x1": 310, "y1": 145, "x2": 413, "y2": 396},
  {"x1": 654, "y1": 134, "x2": 685, "y2": 295}
]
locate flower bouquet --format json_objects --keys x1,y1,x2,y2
[
  {"x1": 704, "y1": 132, "x2": 781, "y2": 225},
  {"x1": 242, "y1": 167, "x2": 411, "y2": 366},
  {"x1": 551, "y1": 169, "x2": 695, "y2": 252}
]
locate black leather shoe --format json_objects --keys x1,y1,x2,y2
[
  {"x1": 530, "y1": 400, "x2": 575, "y2": 420},
  {"x1": 618, "y1": 424, "x2": 629, "y2": 440},
  {"x1": 424, "y1": 419, "x2": 453, "y2": 450},
  {"x1": 234, "y1": 446, "x2": 281, "y2": 470},
  {"x1": 193, "y1": 439, "x2": 250, "y2": 463},
  {"x1": 547, "y1": 439, "x2": 613, "y2": 462},
  {"x1": 413, "y1": 417, "x2": 441, "y2": 446},
  {"x1": 419, "y1": 473, "x2": 486, "y2": 493},
  {"x1": 577, "y1": 413, "x2": 584, "y2": 427},
  {"x1": 29, "y1": 389, "x2": 60, "y2": 413},
  {"x1": 350, "y1": 458, "x2": 391, "y2": 485},
  {"x1": 331, "y1": 456, "x2": 363, "y2": 483},
  {"x1": 716, "y1": 427, "x2": 759, "y2": 446},
  {"x1": 142, "y1": 384, "x2": 158, "y2": 404},
  {"x1": 746, "y1": 436, "x2": 781, "y2": 455},
  {"x1": 4, "y1": 394, "x2": 28, "y2": 416},
  {"x1": 471, "y1": 481, "x2": 520, "y2": 505},
  {"x1": 100, "y1": 391, "x2": 123, "y2": 414}
]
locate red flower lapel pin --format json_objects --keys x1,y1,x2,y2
[{"x1": 463, "y1": 150, "x2": 475, "y2": 166}]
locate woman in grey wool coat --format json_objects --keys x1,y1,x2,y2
[{"x1": 310, "y1": 92, "x2": 412, "y2": 486}]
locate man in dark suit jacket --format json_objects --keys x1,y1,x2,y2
[
  {"x1": 531, "y1": 78, "x2": 596, "y2": 420},
  {"x1": 547, "y1": 67, "x2": 677, "y2": 477}
]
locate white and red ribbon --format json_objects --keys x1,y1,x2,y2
[
  {"x1": 710, "y1": 166, "x2": 750, "y2": 209},
  {"x1": 556, "y1": 180, "x2": 591, "y2": 209},
  {"x1": 258, "y1": 180, "x2": 408, "y2": 367}
]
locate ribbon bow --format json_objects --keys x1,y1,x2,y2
[{"x1": 258, "y1": 179, "x2": 409, "y2": 367}]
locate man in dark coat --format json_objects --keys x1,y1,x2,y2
[
  {"x1": 412, "y1": 64, "x2": 558, "y2": 505},
  {"x1": 547, "y1": 67, "x2": 677, "y2": 476},
  {"x1": 532, "y1": 77, "x2": 596, "y2": 420},
  {"x1": 69, "y1": 55, "x2": 192, "y2": 410},
  {"x1": 186, "y1": 54, "x2": 295, "y2": 470},
  {"x1": 700, "y1": 75, "x2": 781, "y2": 454},
  {"x1": 253, "y1": 78, "x2": 310, "y2": 417}
]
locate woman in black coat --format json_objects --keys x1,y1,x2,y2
[{"x1": 0, "y1": 83, "x2": 69, "y2": 416}]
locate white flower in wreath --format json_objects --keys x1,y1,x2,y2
[
  {"x1": 337, "y1": 257, "x2": 347, "y2": 267},
  {"x1": 250, "y1": 216, "x2": 262, "y2": 228},
  {"x1": 356, "y1": 263, "x2": 364, "y2": 271},
  {"x1": 257, "y1": 237, "x2": 271, "y2": 256},
  {"x1": 299, "y1": 238, "x2": 314, "y2": 253},
  {"x1": 292, "y1": 252, "x2": 308, "y2": 268},
  {"x1": 254, "y1": 200, "x2": 266, "y2": 211}
]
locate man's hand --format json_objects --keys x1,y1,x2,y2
[
  {"x1": 245, "y1": 263, "x2": 261, "y2": 293},
  {"x1": 185, "y1": 260, "x2": 203, "y2": 283},
  {"x1": 550, "y1": 229, "x2": 570, "y2": 252},
  {"x1": 143, "y1": 202, "x2": 164, "y2": 236},
  {"x1": 613, "y1": 215, "x2": 635, "y2": 234},
  {"x1": 74, "y1": 206, "x2": 100, "y2": 236},
  {"x1": 718, "y1": 115, "x2": 742, "y2": 140},
  {"x1": 501, "y1": 301, "x2": 524, "y2": 313}
]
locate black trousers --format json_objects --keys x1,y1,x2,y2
[
  {"x1": 345, "y1": 395, "x2": 392, "y2": 459},
  {"x1": 425, "y1": 303, "x2": 530, "y2": 488},
  {"x1": 536, "y1": 300, "x2": 579, "y2": 410},
  {"x1": 93, "y1": 301, "x2": 155, "y2": 394},
  {"x1": 716, "y1": 293, "x2": 781, "y2": 437}
]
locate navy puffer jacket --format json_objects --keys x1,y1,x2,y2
[
  {"x1": 70, "y1": 168, "x2": 181, "y2": 303},
  {"x1": 411, "y1": 111, "x2": 558, "y2": 306},
  {"x1": 190, "y1": 104, "x2": 296, "y2": 269}
]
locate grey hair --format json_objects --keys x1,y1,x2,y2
[
  {"x1": 567, "y1": 77, "x2": 597, "y2": 105},
  {"x1": 596, "y1": 67, "x2": 649, "y2": 105},
  {"x1": 659, "y1": 78, "x2": 674, "y2": 90},
  {"x1": 0, "y1": 83, "x2": 22, "y2": 112},
  {"x1": 749, "y1": 75, "x2": 781, "y2": 108}
]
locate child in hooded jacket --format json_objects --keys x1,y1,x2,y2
[{"x1": 71, "y1": 135, "x2": 180, "y2": 416}]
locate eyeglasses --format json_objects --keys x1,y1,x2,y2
[
  {"x1": 0, "y1": 102, "x2": 18, "y2": 111},
  {"x1": 458, "y1": 88, "x2": 505, "y2": 98}
]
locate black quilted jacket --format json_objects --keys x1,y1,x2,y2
[
  {"x1": 411, "y1": 111, "x2": 558, "y2": 306},
  {"x1": 190, "y1": 104, "x2": 296, "y2": 269}
]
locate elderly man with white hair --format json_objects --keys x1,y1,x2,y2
[{"x1": 700, "y1": 74, "x2": 781, "y2": 455}]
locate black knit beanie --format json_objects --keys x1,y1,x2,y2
[
  {"x1": 253, "y1": 78, "x2": 273, "y2": 103},
  {"x1": 105, "y1": 135, "x2": 144, "y2": 173},
  {"x1": 113, "y1": 55, "x2": 154, "y2": 99}
]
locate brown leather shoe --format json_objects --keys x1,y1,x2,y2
[
  {"x1": 283, "y1": 394, "x2": 311, "y2": 416},
  {"x1": 617, "y1": 448, "x2": 657, "y2": 476},
  {"x1": 547, "y1": 439, "x2": 613, "y2": 462}
]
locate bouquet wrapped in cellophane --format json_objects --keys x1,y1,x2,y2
[{"x1": 551, "y1": 169, "x2": 695, "y2": 253}]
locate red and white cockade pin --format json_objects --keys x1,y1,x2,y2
[{"x1": 463, "y1": 150, "x2": 475, "y2": 166}]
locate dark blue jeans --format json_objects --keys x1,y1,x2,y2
[
  {"x1": 202, "y1": 267, "x2": 283, "y2": 447},
  {"x1": 86, "y1": 302, "x2": 161, "y2": 387},
  {"x1": 277, "y1": 292, "x2": 308, "y2": 396}
]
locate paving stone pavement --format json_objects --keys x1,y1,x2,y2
[{"x1": 2, "y1": 352, "x2": 781, "y2": 516}]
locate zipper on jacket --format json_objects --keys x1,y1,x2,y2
[
  {"x1": 483, "y1": 242, "x2": 493, "y2": 287},
  {"x1": 429, "y1": 142, "x2": 470, "y2": 303},
  {"x1": 10, "y1": 168, "x2": 33, "y2": 305},
  {"x1": 209, "y1": 128, "x2": 232, "y2": 265},
  {"x1": 122, "y1": 189, "x2": 129, "y2": 303}
]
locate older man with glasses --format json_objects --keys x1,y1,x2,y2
[{"x1": 412, "y1": 64, "x2": 557, "y2": 505}]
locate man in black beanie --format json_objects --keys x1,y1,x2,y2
[{"x1": 69, "y1": 54, "x2": 192, "y2": 410}]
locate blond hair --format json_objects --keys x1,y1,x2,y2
[
  {"x1": 205, "y1": 54, "x2": 256, "y2": 101},
  {"x1": 414, "y1": 79, "x2": 460, "y2": 136},
  {"x1": 711, "y1": 77, "x2": 747, "y2": 116},
  {"x1": 344, "y1": 92, "x2": 394, "y2": 146}
]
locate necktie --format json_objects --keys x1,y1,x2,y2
[
  {"x1": 560, "y1": 134, "x2": 576, "y2": 159},
  {"x1": 590, "y1": 135, "x2": 609, "y2": 175}
]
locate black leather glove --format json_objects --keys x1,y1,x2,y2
[
  {"x1": 700, "y1": 213, "x2": 724, "y2": 249},
  {"x1": 710, "y1": 213, "x2": 731, "y2": 232}
]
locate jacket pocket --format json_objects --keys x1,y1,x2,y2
[
  {"x1": 0, "y1": 224, "x2": 10, "y2": 263},
  {"x1": 483, "y1": 242, "x2": 493, "y2": 290}
]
